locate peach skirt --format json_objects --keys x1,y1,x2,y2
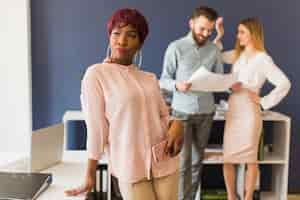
[{"x1": 223, "y1": 89, "x2": 262, "y2": 163}]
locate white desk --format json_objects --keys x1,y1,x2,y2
[
  {"x1": 0, "y1": 151, "x2": 110, "y2": 200},
  {"x1": 39, "y1": 151, "x2": 87, "y2": 200},
  {"x1": 0, "y1": 152, "x2": 29, "y2": 170},
  {"x1": 41, "y1": 151, "x2": 111, "y2": 200}
]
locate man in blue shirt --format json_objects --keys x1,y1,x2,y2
[{"x1": 160, "y1": 6, "x2": 224, "y2": 200}]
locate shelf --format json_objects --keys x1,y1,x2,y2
[
  {"x1": 203, "y1": 152, "x2": 287, "y2": 165},
  {"x1": 260, "y1": 191, "x2": 281, "y2": 200},
  {"x1": 63, "y1": 110, "x2": 84, "y2": 122},
  {"x1": 258, "y1": 153, "x2": 287, "y2": 164},
  {"x1": 63, "y1": 110, "x2": 291, "y2": 123},
  {"x1": 214, "y1": 110, "x2": 290, "y2": 122}
]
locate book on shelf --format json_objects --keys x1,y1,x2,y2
[
  {"x1": 201, "y1": 189, "x2": 227, "y2": 200},
  {"x1": 205, "y1": 144, "x2": 223, "y2": 153},
  {"x1": 204, "y1": 144, "x2": 223, "y2": 161}
]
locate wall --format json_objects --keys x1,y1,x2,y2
[
  {"x1": 0, "y1": 0, "x2": 31, "y2": 156},
  {"x1": 30, "y1": 0, "x2": 299, "y2": 191}
]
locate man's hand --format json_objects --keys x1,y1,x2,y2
[
  {"x1": 176, "y1": 81, "x2": 192, "y2": 92},
  {"x1": 165, "y1": 120, "x2": 184, "y2": 157},
  {"x1": 215, "y1": 17, "x2": 224, "y2": 41}
]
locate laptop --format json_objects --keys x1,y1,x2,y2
[
  {"x1": 30, "y1": 124, "x2": 64, "y2": 172},
  {"x1": 0, "y1": 172, "x2": 52, "y2": 200},
  {"x1": 0, "y1": 123, "x2": 64, "y2": 200}
]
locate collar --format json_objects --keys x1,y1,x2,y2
[{"x1": 107, "y1": 62, "x2": 139, "y2": 71}]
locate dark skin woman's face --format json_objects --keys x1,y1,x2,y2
[{"x1": 109, "y1": 24, "x2": 141, "y2": 65}]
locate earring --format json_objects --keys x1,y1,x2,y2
[
  {"x1": 106, "y1": 45, "x2": 143, "y2": 68},
  {"x1": 134, "y1": 50, "x2": 143, "y2": 68},
  {"x1": 106, "y1": 44, "x2": 111, "y2": 58}
]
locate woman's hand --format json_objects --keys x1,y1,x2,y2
[
  {"x1": 165, "y1": 120, "x2": 184, "y2": 157},
  {"x1": 64, "y1": 159, "x2": 98, "y2": 197},
  {"x1": 231, "y1": 82, "x2": 242, "y2": 92},
  {"x1": 64, "y1": 173, "x2": 95, "y2": 196},
  {"x1": 248, "y1": 90, "x2": 261, "y2": 105}
]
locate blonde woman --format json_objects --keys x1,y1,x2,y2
[{"x1": 215, "y1": 18, "x2": 291, "y2": 200}]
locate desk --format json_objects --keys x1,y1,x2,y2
[
  {"x1": 0, "y1": 151, "x2": 110, "y2": 200},
  {"x1": 41, "y1": 151, "x2": 111, "y2": 200},
  {"x1": 0, "y1": 152, "x2": 29, "y2": 170},
  {"x1": 40, "y1": 151, "x2": 87, "y2": 200}
]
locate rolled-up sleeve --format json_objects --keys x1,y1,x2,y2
[
  {"x1": 160, "y1": 43, "x2": 178, "y2": 92},
  {"x1": 151, "y1": 74, "x2": 170, "y2": 131},
  {"x1": 214, "y1": 49, "x2": 224, "y2": 74},
  {"x1": 81, "y1": 68, "x2": 109, "y2": 160}
]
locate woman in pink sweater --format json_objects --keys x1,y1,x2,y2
[{"x1": 65, "y1": 8, "x2": 183, "y2": 200}]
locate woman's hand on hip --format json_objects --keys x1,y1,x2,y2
[
  {"x1": 230, "y1": 82, "x2": 242, "y2": 92},
  {"x1": 165, "y1": 120, "x2": 184, "y2": 157},
  {"x1": 248, "y1": 90, "x2": 261, "y2": 105}
]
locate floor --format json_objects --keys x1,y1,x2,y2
[{"x1": 288, "y1": 194, "x2": 300, "y2": 200}]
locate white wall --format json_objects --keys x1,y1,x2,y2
[{"x1": 0, "y1": 0, "x2": 31, "y2": 154}]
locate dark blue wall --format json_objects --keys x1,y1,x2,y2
[{"x1": 31, "y1": 0, "x2": 299, "y2": 191}]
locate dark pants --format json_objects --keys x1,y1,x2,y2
[{"x1": 174, "y1": 111, "x2": 214, "y2": 200}]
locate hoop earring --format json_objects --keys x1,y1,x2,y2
[
  {"x1": 134, "y1": 50, "x2": 143, "y2": 68},
  {"x1": 106, "y1": 44, "x2": 111, "y2": 58}
]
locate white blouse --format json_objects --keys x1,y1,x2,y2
[{"x1": 222, "y1": 50, "x2": 291, "y2": 110}]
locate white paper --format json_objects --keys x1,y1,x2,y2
[{"x1": 187, "y1": 67, "x2": 238, "y2": 92}]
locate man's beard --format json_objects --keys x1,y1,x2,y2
[{"x1": 192, "y1": 30, "x2": 209, "y2": 46}]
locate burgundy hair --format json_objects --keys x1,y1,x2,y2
[{"x1": 107, "y1": 8, "x2": 149, "y2": 44}]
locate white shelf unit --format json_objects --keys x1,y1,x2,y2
[
  {"x1": 201, "y1": 110, "x2": 291, "y2": 200},
  {"x1": 63, "y1": 110, "x2": 291, "y2": 200}
]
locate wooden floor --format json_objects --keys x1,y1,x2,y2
[{"x1": 288, "y1": 194, "x2": 300, "y2": 200}]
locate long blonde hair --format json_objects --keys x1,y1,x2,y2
[{"x1": 234, "y1": 17, "x2": 266, "y2": 61}]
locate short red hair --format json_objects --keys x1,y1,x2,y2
[{"x1": 107, "y1": 8, "x2": 149, "y2": 45}]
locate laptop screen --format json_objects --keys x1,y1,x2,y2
[
  {"x1": 30, "y1": 124, "x2": 64, "y2": 172},
  {"x1": 0, "y1": 124, "x2": 64, "y2": 173}
]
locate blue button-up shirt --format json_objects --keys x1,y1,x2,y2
[{"x1": 160, "y1": 32, "x2": 224, "y2": 115}]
